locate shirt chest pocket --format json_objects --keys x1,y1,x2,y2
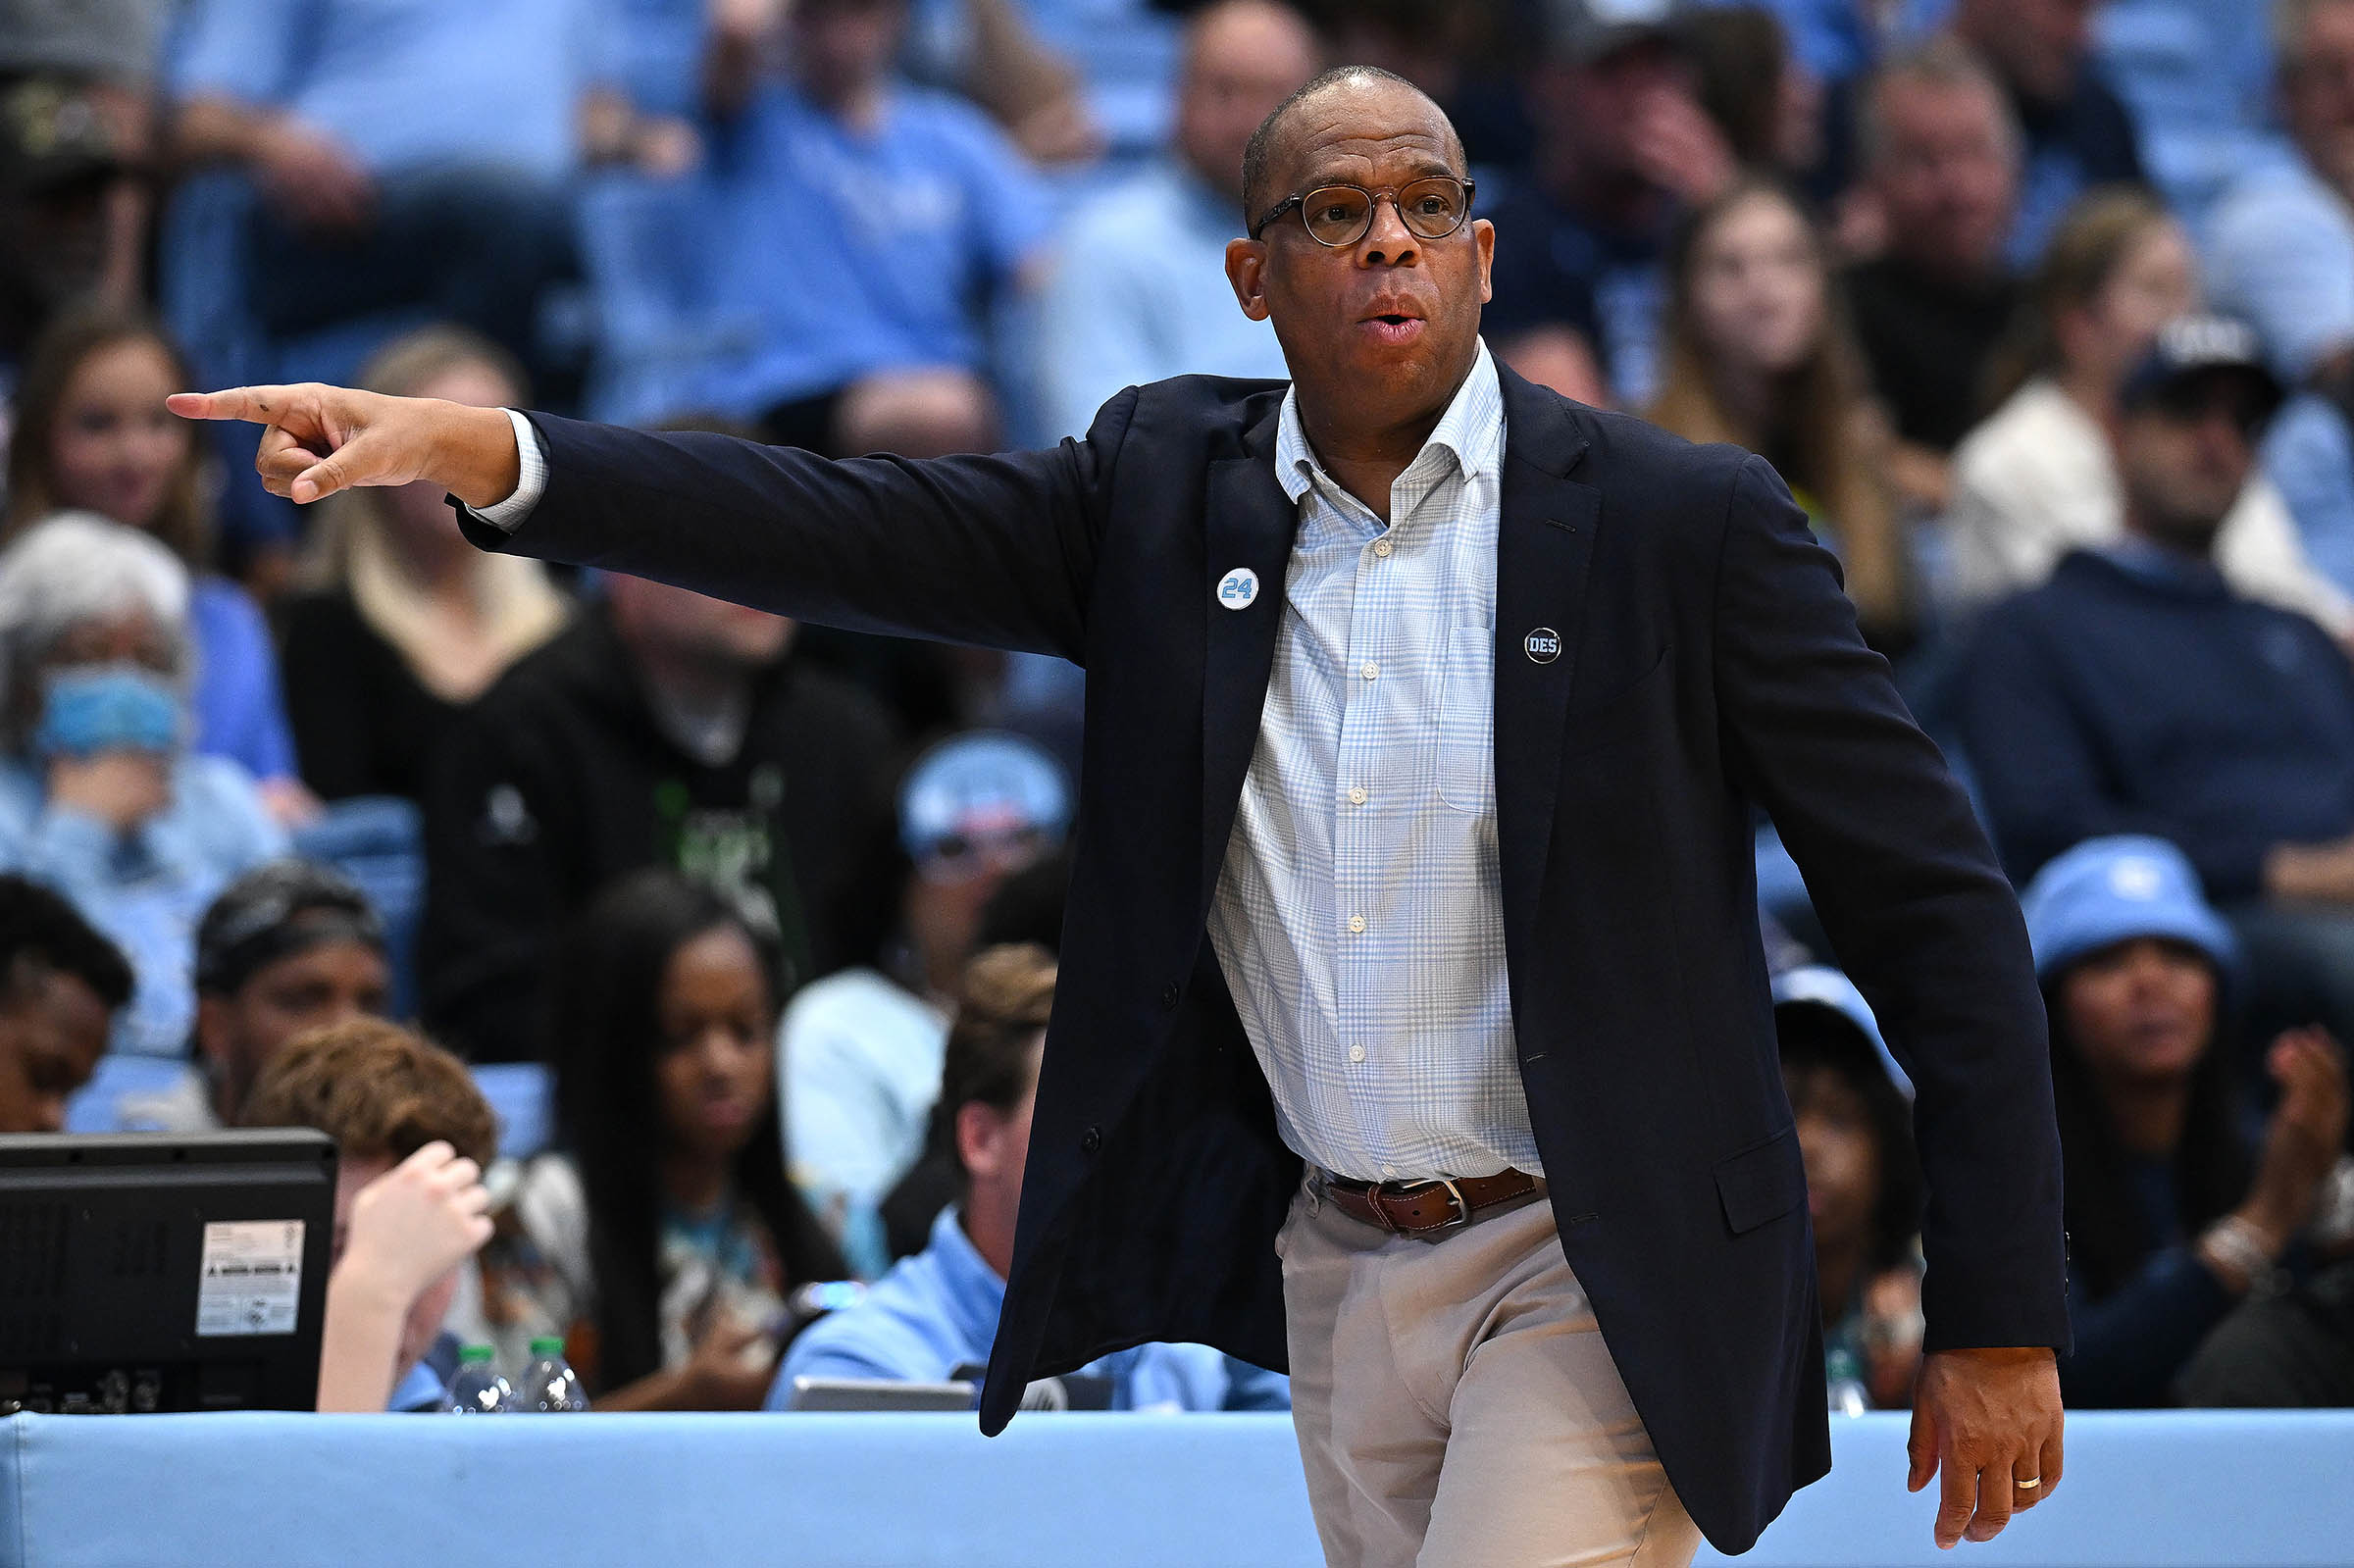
[{"x1": 1436, "y1": 623, "x2": 1494, "y2": 813}]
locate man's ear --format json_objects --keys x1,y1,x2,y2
[
  {"x1": 956, "y1": 1099, "x2": 1006, "y2": 1182},
  {"x1": 194, "y1": 994, "x2": 231, "y2": 1069},
  {"x1": 1474, "y1": 217, "x2": 1496, "y2": 306},
  {"x1": 1227, "y1": 237, "x2": 1272, "y2": 322}
]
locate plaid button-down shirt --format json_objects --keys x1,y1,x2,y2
[{"x1": 1206, "y1": 340, "x2": 1538, "y2": 1183}]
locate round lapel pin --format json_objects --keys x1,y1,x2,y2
[
  {"x1": 1216, "y1": 567, "x2": 1260, "y2": 610},
  {"x1": 1524, "y1": 627, "x2": 1561, "y2": 664}
]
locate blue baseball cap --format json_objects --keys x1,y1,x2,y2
[
  {"x1": 1771, "y1": 964, "x2": 1912, "y2": 1099},
  {"x1": 2019, "y1": 835, "x2": 2238, "y2": 983},
  {"x1": 897, "y1": 731, "x2": 1070, "y2": 862}
]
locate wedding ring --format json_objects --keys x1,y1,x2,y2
[{"x1": 2014, "y1": 1477, "x2": 2041, "y2": 1490}]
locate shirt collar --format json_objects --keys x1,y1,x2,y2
[
  {"x1": 1275, "y1": 336, "x2": 1504, "y2": 507},
  {"x1": 2096, "y1": 533, "x2": 2229, "y2": 596},
  {"x1": 925, "y1": 1204, "x2": 1007, "y2": 1347}
]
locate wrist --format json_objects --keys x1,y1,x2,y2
[
  {"x1": 440, "y1": 401, "x2": 524, "y2": 510},
  {"x1": 328, "y1": 1251, "x2": 421, "y2": 1317}
]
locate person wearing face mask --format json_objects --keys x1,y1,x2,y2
[
  {"x1": 1945, "y1": 190, "x2": 2349, "y2": 632},
  {"x1": 1646, "y1": 178, "x2": 1909, "y2": 653},
  {"x1": 2021, "y1": 836, "x2": 2351, "y2": 1407},
  {"x1": 0, "y1": 512, "x2": 286, "y2": 1056},
  {"x1": 4, "y1": 308, "x2": 305, "y2": 808},
  {"x1": 473, "y1": 869, "x2": 846, "y2": 1408}
]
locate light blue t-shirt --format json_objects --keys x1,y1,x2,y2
[
  {"x1": 386, "y1": 1356, "x2": 447, "y2": 1412},
  {"x1": 2264, "y1": 391, "x2": 2354, "y2": 601},
  {"x1": 769, "y1": 1205, "x2": 1289, "y2": 1413},
  {"x1": 0, "y1": 753, "x2": 288, "y2": 1055},
  {"x1": 188, "y1": 578, "x2": 297, "y2": 784},
  {"x1": 684, "y1": 78, "x2": 1053, "y2": 418},
  {"x1": 171, "y1": 0, "x2": 616, "y2": 180},
  {"x1": 2205, "y1": 159, "x2": 2354, "y2": 382},
  {"x1": 1030, "y1": 161, "x2": 1287, "y2": 442}
]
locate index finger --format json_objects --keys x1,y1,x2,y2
[{"x1": 166, "y1": 385, "x2": 296, "y2": 425}]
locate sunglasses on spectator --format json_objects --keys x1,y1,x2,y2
[{"x1": 1251, "y1": 177, "x2": 1475, "y2": 246}]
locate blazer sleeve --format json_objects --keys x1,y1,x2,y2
[
  {"x1": 458, "y1": 389, "x2": 1143, "y2": 666},
  {"x1": 1712, "y1": 454, "x2": 2072, "y2": 1354}
]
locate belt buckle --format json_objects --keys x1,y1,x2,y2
[{"x1": 1392, "y1": 1176, "x2": 1470, "y2": 1234}]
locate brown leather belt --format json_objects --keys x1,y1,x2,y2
[{"x1": 1319, "y1": 1168, "x2": 1546, "y2": 1236}]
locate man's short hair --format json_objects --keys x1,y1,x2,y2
[
  {"x1": 941, "y1": 943, "x2": 1057, "y2": 1176},
  {"x1": 1240, "y1": 63, "x2": 1465, "y2": 228},
  {"x1": 240, "y1": 1018, "x2": 495, "y2": 1169},
  {"x1": 1856, "y1": 36, "x2": 2021, "y2": 175},
  {"x1": 0, "y1": 874, "x2": 131, "y2": 1012}
]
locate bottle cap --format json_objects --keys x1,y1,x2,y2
[
  {"x1": 458, "y1": 1344, "x2": 496, "y2": 1364},
  {"x1": 529, "y1": 1337, "x2": 565, "y2": 1357}
]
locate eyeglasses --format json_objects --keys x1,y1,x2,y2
[{"x1": 1251, "y1": 176, "x2": 1476, "y2": 247}]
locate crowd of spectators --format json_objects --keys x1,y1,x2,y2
[{"x1": 2, "y1": 0, "x2": 2353, "y2": 1420}]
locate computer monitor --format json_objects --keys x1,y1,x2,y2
[{"x1": 0, "y1": 1129, "x2": 336, "y2": 1413}]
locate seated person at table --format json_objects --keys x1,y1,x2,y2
[
  {"x1": 0, "y1": 513, "x2": 286, "y2": 1055},
  {"x1": 1770, "y1": 965, "x2": 1924, "y2": 1413},
  {"x1": 124, "y1": 860, "x2": 390, "y2": 1133},
  {"x1": 2021, "y1": 836, "x2": 2351, "y2": 1407},
  {"x1": 0, "y1": 874, "x2": 132, "y2": 1134},
  {"x1": 771, "y1": 942, "x2": 1288, "y2": 1412},
  {"x1": 477, "y1": 869, "x2": 846, "y2": 1407},
  {"x1": 240, "y1": 1018, "x2": 497, "y2": 1412},
  {"x1": 1959, "y1": 317, "x2": 2354, "y2": 1047}
]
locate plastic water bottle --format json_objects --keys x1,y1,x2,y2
[
  {"x1": 516, "y1": 1336, "x2": 590, "y2": 1412},
  {"x1": 442, "y1": 1344, "x2": 515, "y2": 1413}
]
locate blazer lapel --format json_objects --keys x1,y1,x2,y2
[
  {"x1": 1494, "y1": 368, "x2": 1601, "y2": 941},
  {"x1": 1200, "y1": 402, "x2": 1301, "y2": 918}
]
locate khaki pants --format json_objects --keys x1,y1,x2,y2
[{"x1": 1276, "y1": 1177, "x2": 1704, "y2": 1568}]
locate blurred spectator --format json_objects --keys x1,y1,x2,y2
[
  {"x1": 1687, "y1": 5, "x2": 1827, "y2": 184},
  {"x1": 1946, "y1": 195, "x2": 2350, "y2": 632},
  {"x1": 1842, "y1": 38, "x2": 2021, "y2": 512},
  {"x1": 1960, "y1": 318, "x2": 2354, "y2": 1049},
  {"x1": 0, "y1": 872, "x2": 131, "y2": 1133},
  {"x1": 421, "y1": 568, "x2": 895, "y2": 1062},
  {"x1": 0, "y1": 513, "x2": 285, "y2": 1056},
  {"x1": 1645, "y1": 178, "x2": 1911, "y2": 649},
  {"x1": 242, "y1": 1017, "x2": 497, "y2": 1412},
  {"x1": 1771, "y1": 966, "x2": 1924, "y2": 1413},
  {"x1": 2021, "y1": 836, "x2": 2350, "y2": 1406},
  {"x1": 282, "y1": 329, "x2": 569, "y2": 804},
  {"x1": 5, "y1": 308, "x2": 305, "y2": 798},
  {"x1": 771, "y1": 942, "x2": 1287, "y2": 1410},
  {"x1": 165, "y1": 0, "x2": 630, "y2": 384},
  {"x1": 0, "y1": 77, "x2": 144, "y2": 408},
  {"x1": 1487, "y1": 0, "x2": 1734, "y2": 408},
  {"x1": 895, "y1": 0, "x2": 1108, "y2": 167},
  {"x1": 123, "y1": 860, "x2": 390, "y2": 1134},
  {"x1": 1029, "y1": 0, "x2": 1317, "y2": 441},
  {"x1": 784, "y1": 731, "x2": 1069, "y2": 1276},
  {"x1": 682, "y1": 0, "x2": 1052, "y2": 455},
  {"x1": 2204, "y1": 0, "x2": 2354, "y2": 387},
  {"x1": 477, "y1": 871, "x2": 846, "y2": 1407},
  {"x1": 1946, "y1": 0, "x2": 2146, "y2": 267},
  {"x1": 1292, "y1": 0, "x2": 1531, "y2": 171}
]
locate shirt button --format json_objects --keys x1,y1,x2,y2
[
  {"x1": 1348, "y1": 785, "x2": 1368, "y2": 806},
  {"x1": 1080, "y1": 1126, "x2": 1102, "y2": 1155},
  {"x1": 1348, "y1": 1044, "x2": 1366, "y2": 1064},
  {"x1": 1157, "y1": 983, "x2": 1180, "y2": 1011},
  {"x1": 1380, "y1": 1164, "x2": 1398, "y2": 1179},
  {"x1": 1348, "y1": 914, "x2": 1366, "y2": 934},
  {"x1": 1360, "y1": 661, "x2": 1378, "y2": 681},
  {"x1": 1373, "y1": 538, "x2": 1394, "y2": 558}
]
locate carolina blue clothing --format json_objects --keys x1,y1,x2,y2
[
  {"x1": 2003, "y1": 71, "x2": 2148, "y2": 271},
  {"x1": 2205, "y1": 161, "x2": 2354, "y2": 382},
  {"x1": 905, "y1": 0, "x2": 1180, "y2": 160},
  {"x1": 0, "y1": 753, "x2": 288, "y2": 1055},
  {"x1": 769, "y1": 1206, "x2": 1288, "y2": 1413},
  {"x1": 188, "y1": 578, "x2": 297, "y2": 784},
  {"x1": 171, "y1": 0, "x2": 616, "y2": 180},
  {"x1": 2263, "y1": 392, "x2": 2354, "y2": 599},
  {"x1": 597, "y1": 0, "x2": 705, "y2": 120},
  {"x1": 686, "y1": 79, "x2": 1052, "y2": 419},
  {"x1": 386, "y1": 1357, "x2": 448, "y2": 1412},
  {"x1": 1032, "y1": 161, "x2": 1285, "y2": 442},
  {"x1": 2092, "y1": 0, "x2": 2291, "y2": 221},
  {"x1": 1959, "y1": 547, "x2": 2354, "y2": 898}
]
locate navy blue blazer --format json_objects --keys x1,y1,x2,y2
[{"x1": 460, "y1": 366, "x2": 2068, "y2": 1554}]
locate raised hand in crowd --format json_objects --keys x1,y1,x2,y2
[
  {"x1": 46, "y1": 752, "x2": 169, "y2": 834},
  {"x1": 2201, "y1": 1029, "x2": 2353, "y2": 1290},
  {"x1": 595, "y1": 1306, "x2": 776, "y2": 1413},
  {"x1": 249, "y1": 118, "x2": 377, "y2": 232},
  {"x1": 1626, "y1": 79, "x2": 1736, "y2": 207},
  {"x1": 317, "y1": 1140, "x2": 493, "y2": 1413},
  {"x1": 2266, "y1": 835, "x2": 2354, "y2": 906}
]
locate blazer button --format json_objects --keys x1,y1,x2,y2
[
  {"x1": 1080, "y1": 1126, "x2": 1102, "y2": 1155},
  {"x1": 1158, "y1": 983, "x2": 1180, "y2": 1011}
]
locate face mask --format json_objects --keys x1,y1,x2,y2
[{"x1": 33, "y1": 664, "x2": 183, "y2": 759}]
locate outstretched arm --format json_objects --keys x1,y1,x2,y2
[{"x1": 170, "y1": 382, "x2": 1127, "y2": 662}]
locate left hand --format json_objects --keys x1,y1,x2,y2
[{"x1": 1907, "y1": 1345, "x2": 2063, "y2": 1549}]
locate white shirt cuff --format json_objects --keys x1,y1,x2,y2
[{"x1": 467, "y1": 408, "x2": 547, "y2": 532}]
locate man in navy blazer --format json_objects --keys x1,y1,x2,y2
[{"x1": 179, "y1": 67, "x2": 2067, "y2": 1565}]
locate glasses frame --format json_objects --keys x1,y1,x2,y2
[{"x1": 1250, "y1": 176, "x2": 1477, "y2": 246}]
